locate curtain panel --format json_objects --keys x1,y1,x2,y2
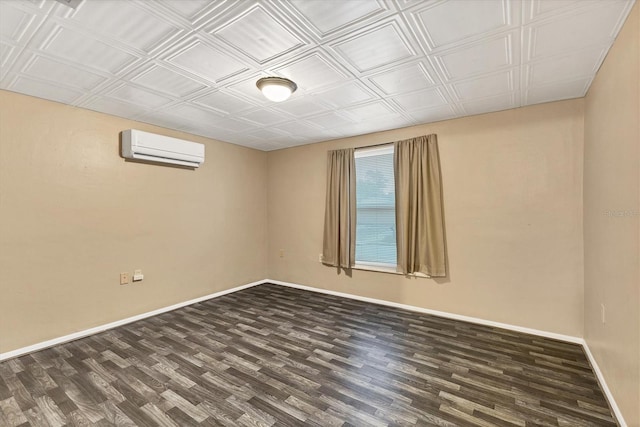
[
  {"x1": 394, "y1": 134, "x2": 447, "y2": 277},
  {"x1": 322, "y1": 148, "x2": 356, "y2": 269}
]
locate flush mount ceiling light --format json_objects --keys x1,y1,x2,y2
[{"x1": 256, "y1": 77, "x2": 297, "y2": 102}]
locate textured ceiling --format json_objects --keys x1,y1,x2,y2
[{"x1": 0, "y1": 0, "x2": 635, "y2": 151}]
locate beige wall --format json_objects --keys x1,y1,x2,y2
[
  {"x1": 267, "y1": 99, "x2": 585, "y2": 337},
  {"x1": 0, "y1": 90, "x2": 268, "y2": 353},
  {"x1": 584, "y1": 2, "x2": 640, "y2": 425}
]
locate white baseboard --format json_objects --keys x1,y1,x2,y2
[
  {"x1": 266, "y1": 279, "x2": 583, "y2": 343},
  {"x1": 0, "y1": 280, "x2": 266, "y2": 361},
  {"x1": 0, "y1": 277, "x2": 625, "y2": 426},
  {"x1": 581, "y1": 340, "x2": 627, "y2": 426}
]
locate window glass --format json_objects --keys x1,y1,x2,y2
[{"x1": 355, "y1": 145, "x2": 396, "y2": 266}]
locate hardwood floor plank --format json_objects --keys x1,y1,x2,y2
[
  {"x1": 0, "y1": 284, "x2": 618, "y2": 426},
  {"x1": 0, "y1": 396, "x2": 29, "y2": 426}
]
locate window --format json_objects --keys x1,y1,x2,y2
[
  {"x1": 323, "y1": 135, "x2": 445, "y2": 276},
  {"x1": 354, "y1": 145, "x2": 396, "y2": 267}
]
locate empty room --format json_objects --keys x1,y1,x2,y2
[{"x1": 0, "y1": 0, "x2": 638, "y2": 426}]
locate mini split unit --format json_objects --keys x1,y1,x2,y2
[{"x1": 121, "y1": 129, "x2": 205, "y2": 168}]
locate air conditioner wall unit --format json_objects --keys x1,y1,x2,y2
[{"x1": 121, "y1": 129, "x2": 205, "y2": 168}]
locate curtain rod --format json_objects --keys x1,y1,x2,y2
[
  {"x1": 355, "y1": 141, "x2": 394, "y2": 150},
  {"x1": 329, "y1": 142, "x2": 391, "y2": 154},
  {"x1": 347, "y1": 133, "x2": 435, "y2": 151}
]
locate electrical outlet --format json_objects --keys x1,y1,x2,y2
[
  {"x1": 279, "y1": 249, "x2": 284, "y2": 258},
  {"x1": 319, "y1": 253, "x2": 323, "y2": 263},
  {"x1": 601, "y1": 304, "x2": 606, "y2": 324},
  {"x1": 120, "y1": 273, "x2": 129, "y2": 285}
]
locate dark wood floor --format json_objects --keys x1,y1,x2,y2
[{"x1": 0, "y1": 284, "x2": 616, "y2": 426}]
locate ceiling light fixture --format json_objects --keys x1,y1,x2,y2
[{"x1": 256, "y1": 77, "x2": 297, "y2": 102}]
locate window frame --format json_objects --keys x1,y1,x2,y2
[{"x1": 354, "y1": 143, "x2": 398, "y2": 270}]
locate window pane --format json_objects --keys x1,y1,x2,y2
[{"x1": 355, "y1": 148, "x2": 396, "y2": 265}]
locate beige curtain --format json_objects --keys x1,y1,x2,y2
[
  {"x1": 322, "y1": 148, "x2": 356, "y2": 269},
  {"x1": 394, "y1": 134, "x2": 447, "y2": 277}
]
